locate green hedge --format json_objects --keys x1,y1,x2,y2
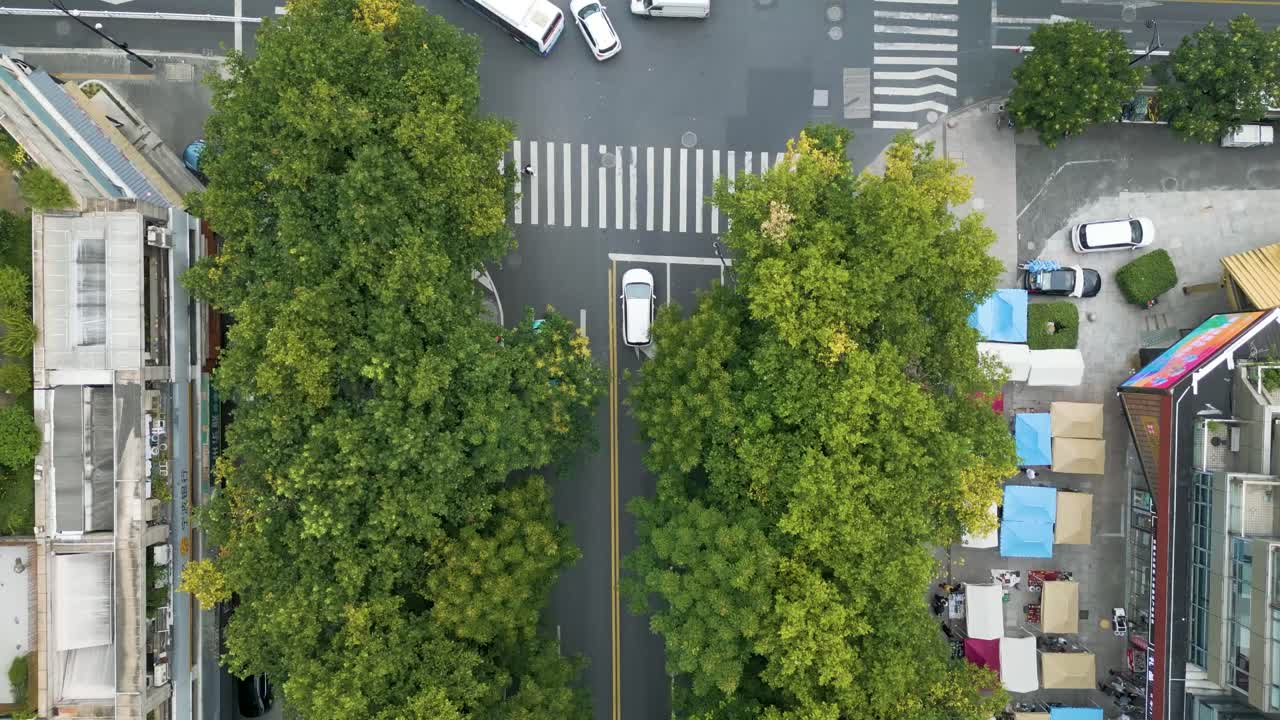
[
  {"x1": 1028, "y1": 301, "x2": 1079, "y2": 349},
  {"x1": 1116, "y1": 249, "x2": 1177, "y2": 305}
]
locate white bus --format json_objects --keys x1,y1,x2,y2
[{"x1": 457, "y1": 0, "x2": 565, "y2": 56}]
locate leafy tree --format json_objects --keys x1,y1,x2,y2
[
  {"x1": 0, "y1": 266, "x2": 28, "y2": 308},
  {"x1": 623, "y1": 131, "x2": 1014, "y2": 719},
  {"x1": 1008, "y1": 20, "x2": 1142, "y2": 147},
  {"x1": 1158, "y1": 14, "x2": 1280, "y2": 143},
  {"x1": 182, "y1": 1, "x2": 603, "y2": 718},
  {"x1": 178, "y1": 559, "x2": 231, "y2": 608},
  {"x1": 0, "y1": 306, "x2": 36, "y2": 357},
  {"x1": 0, "y1": 363, "x2": 31, "y2": 395},
  {"x1": 0, "y1": 406, "x2": 38, "y2": 470},
  {"x1": 17, "y1": 166, "x2": 73, "y2": 211}
]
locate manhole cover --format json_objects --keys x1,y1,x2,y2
[
  {"x1": 827, "y1": 6, "x2": 843, "y2": 22},
  {"x1": 828, "y1": 26, "x2": 843, "y2": 40},
  {"x1": 1162, "y1": 176, "x2": 1178, "y2": 192},
  {"x1": 601, "y1": 151, "x2": 616, "y2": 169},
  {"x1": 681, "y1": 131, "x2": 698, "y2": 148}
]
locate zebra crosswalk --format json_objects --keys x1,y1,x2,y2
[
  {"x1": 504, "y1": 140, "x2": 785, "y2": 235},
  {"x1": 871, "y1": 0, "x2": 960, "y2": 131}
]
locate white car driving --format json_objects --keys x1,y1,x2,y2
[
  {"x1": 570, "y1": 0, "x2": 621, "y2": 60},
  {"x1": 620, "y1": 268, "x2": 655, "y2": 347}
]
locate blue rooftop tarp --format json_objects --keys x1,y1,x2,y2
[
  {"x1": 999, "y1": 519, "x2": 1055, "y2": 558},
  {"x1": 968, "y1": 289, "x2": 1028, "y2": 343},
  {"x1": 1050, "y1": 709, "x2": 1103, "y2": 720},
  {"x1": 1003, "y1": 484, "x2": 1058, "y2": 525},
  {"x1": 1014, "y1": 413, "x2": 1052, "y2": 466}
]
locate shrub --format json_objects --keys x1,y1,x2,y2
[
  {"x1": 1116, "y1": 249, "x2": 1178, "y2": 305},
  {"x1": 0, "y1": 363, "x2": 30, "y2": 395},
  {"x1": 0, "y1": 406, "x2": 39, "y2": 470},
  {"x1": 8, "y1": 653, "x2": 28, "y2": 708},
  {"x1": 1028, "y1": 301, "x2": 1079, "y2": 350},
  {"x1": 0, "y1": 305, "x2": 35, "y2": 357},
  {"x1": 0, "y1": 265, "x2": 30, "y2": 309},
  {"x1": 18, "y1": 166, "x2": 74, "y2": 211},
  {"x1": 0, "y1": 211, "x2": 30, "y2": 269}
]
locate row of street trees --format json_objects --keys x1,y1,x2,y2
[
  {"x1": 1009, "y1": 15, "x2": 1280, "y2": 146},
  {"x1": 179, "y1": 0, "x2": 604, "y2": 717},
  {"x1": 622, "y1": 129, "x2": 1017, "y2": 719}
]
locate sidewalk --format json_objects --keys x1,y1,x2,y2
[{"x1": 862, "y1": 98, "x2": 1020, "y2": 286}]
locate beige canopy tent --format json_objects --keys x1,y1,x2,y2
[
  {"x1": 1054, "y1": 492, "x2": 1093, "y2": 545},
  {"x1": 1041, "y1": 580, "x2": 1080, "y2": 634},
  {"x1": 1052, "y1": 437, "x2": 1106, "y2": 475},
  {"x1": 1050, "y1": 401, "x2": 1104, "y2": 439},
  {"x1": 1040, "y1": 652, "x2": 1096, "y2": 689},
  {"x1": 1014, "y1": 715, "x2": 1050, "y2": 720}
]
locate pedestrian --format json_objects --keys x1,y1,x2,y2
[
  {"x1": 1025, "y1": 467, "x2": 1038, "y2": 481},
  {"x1": 522, "y1": 163, "x2": 535, "y2": 177}
]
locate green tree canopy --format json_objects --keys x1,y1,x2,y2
[
  {"x1": 1157, "y1": 14, "x2": 1280, "y2": 143},
  {"x1": 623, "y1": 132, "x2": 1014, "y2": 719},
  {"x1": 1007, "y1": 20, "x2": 1142, "y2": 147},
  {"x1": 184, "y1": 1, "x2": 603, "y2": 718}
]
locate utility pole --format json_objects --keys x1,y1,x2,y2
[
  {"x1": 1129, "y1": 19, "x2": 1161, "y2": 66},
  {"x1": 46, "y1": 0, "x2": 154, "y2": 69}
]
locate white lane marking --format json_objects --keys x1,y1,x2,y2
[
  {"x1": 874, "y1": 0, "x2": 957, "y2": 4},
  {"x1": 546, "y1": 141, "x2": 555, "y2": 226},
  {"x1": 608, "y1": 252, "x2": 732, "y2": 267},
  {"x1": 234, "y1": 0, "x2": 242, "y2": 51},
  {"x1": 711, "y1": 149, "x2": 720, "y2": 235},
  {"x1": 695, "y1": 149, "x2": 704, "y2": 234},
  {"x1": 629, "y1": 146, "x2": 638, "y2": 231},
  {"x1": 875, "y1": 83, "x2": 957, "y2": 96},
  {"x1": 874, "y1": 42, "x2": 958, "y2": 51},
  {"x1": 678, "y1": 148, "x2": 688, "y2": 233},
  {"x1": 615, "y1": 146, "x2": 624, "y2": 230},
  {"x1": 874, "y1": 9, "x2": 957, "y2": 20},
  {"x1": 775, "y1": 152, "x2": 785, "y2": 169},
  {"x1": 874, "y1": 100, "x2": 949, "y2": 113},
  {"x1": 662, "y1": 148, "x2": 672, "y2": 233},
  {"x1": 581, "y1": 144, "x2": 589, "y2": 228},
  {"x1": 529, "y1": 142, "x2": 539, "y2": 225},
  {"x1": 874, "y1": 120, "x2": 920, "y2": 129},
  {"x1": 275, "y1": 5, "x2": 286, "y2": 13},
  {"x1": 598, "y1": 145, "x2": 607, "y2": 229},
  {"x1": 758, "y1": 151, "x2": 769, "y2": 173},
  {"x1": 727, "y1": 150, "x2": 735, "y2": 193},
  {"x1": 580, "y1": 308, "x2": 587, "y2": 337},
  {"x1": 874, "y1": 56, "x2": 958, "y2": 65},
  {"x1": 874, "y1": 67, "x2": 957, "y2": 81},
  {"x1": 873, "y1": 24, "x2": 958, "y2": 36},
  {"x1": 513, "y1": 141, "x2": 522, "y2": 225},
  {"x1": 646, "y1": 147, "x2": 655, "y2": 232},
  {"x1": 744, "y1": 151, "x2": 752, "y2": 178},
  {"x1": 563, "y1": 143, "x2": 572, "y2": 229}
]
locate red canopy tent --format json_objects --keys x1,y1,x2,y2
[{"x1": 964, "y1": 638, "x2": 1001, "y2": 671}]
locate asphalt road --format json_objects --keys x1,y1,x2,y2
[{"x1": 9, "y1": 2, "x2": 1280, "y2": 719}]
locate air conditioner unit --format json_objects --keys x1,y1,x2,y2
[
  {"x1": 152, "y1": 662, "x2": 169, "y2": 687},
  {"x1": 146, "y1": 225, "x2": 172, "y2": 248}
]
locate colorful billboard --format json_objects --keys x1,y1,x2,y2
[{"x1": 1123, "y1": 311, "x2": 1266, "y2": 390}]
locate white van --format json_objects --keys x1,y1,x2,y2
[{"x1": 630, "y1": 0, "x2": 709, "y2": 18}]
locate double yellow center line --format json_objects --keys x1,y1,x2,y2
[{"x1": 607, "y1": 263, "x2": 621, "y2": 720}]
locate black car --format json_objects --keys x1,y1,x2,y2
[
  {"x1": 1023, "y1": 265, "x2": 1102, "y2": 298},
  {"x1": 237, "y1": 674, "x2": 274, "y2": 718}
]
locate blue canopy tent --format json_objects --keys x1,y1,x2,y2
[
  {"x1": 1000, "y1": 520, "x2": 1054, "y2": 558},
  {"x1": 1049, "y1": 709, "x2": 1103, "y2": 720},
  {"x1": 1004, "y1": 484, "x2": 1058, "y2": 526},
  {"x1": 1015, "y1": 413, "x2": 1052, "y2": 467},
  {"x1": 968, "y1": 289, "x2": 1028, "y2": 343}
]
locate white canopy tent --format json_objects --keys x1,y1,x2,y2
[
  {"x1": 1027, "y1": 349, "x2": 1085, "y2": 387},
  {"x1": 965, "y1": 583, "x2": 1004, "y2": 640},
  {"x1": 1000, "y1": 635, "x2": 1039, "y2": 692},
  {"x1": 962, "y1": 503, "x2": 999, "y2": 549},
  {"x1": 978, "y1": 342, "x2": 1031, "y2": 383}
]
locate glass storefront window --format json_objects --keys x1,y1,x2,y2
[
  {"x1": 1230, "y1": 538, "x2": 1254, "y2": 692},
  {"x1": 1190, "y1": 472, "x2": 1212, "y2": 667}
]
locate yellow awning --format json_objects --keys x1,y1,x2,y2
[{"x1": 1222, "y1": 242, "x2": 1280, "y2": 310}]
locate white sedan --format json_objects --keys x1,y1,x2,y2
[
  {"x1": 570, "y1": 0, "x2": 621, "y2": 60},
  {"x1": 619, "y1": 268, "x2": 654, "y2": 347}
]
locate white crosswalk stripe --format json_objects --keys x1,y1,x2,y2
[
  {"x1": 871, "y1": 1, "x2": 959, "y2": 130},
  {"x1": 506, "y1": 139, "x2": 787, "y2": 235}
]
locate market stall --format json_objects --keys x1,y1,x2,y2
[
  {"x1": 1027, "y1": 349, "x2": 1084, "y2": 387},
  {"x1": 969, "y1": 289, "x2": 1028, "y2": 343},
  {"x1": 965, "y1": 583, "x2": 1004, "y2": 640},
  {"x1": 1000, "y1": 635, "x2": 1039, "y2": 692},
  {"x1": 1040, "y1": 652, "x2": 1096, "y2": 689},
  {"x1": 1014, "y1": 715, "x2": 1050, "y2": 720},
  {"x1": 1041, "y1": 580, "x2": 1080, "y2": 634},
  {"x1": 1004, "y1": 485, "x2": 1057, "y2": 525},
  {"x1": 964, "y1": 637, "x2": 1000, "y2": 671},
  {"x1": 1001, "y1": 520, "x2": 1054, "y2": 558},
  {"x1": 1054, "y1": 492, "x2": 1093, "y2": 545},
  {"x1": 1048, "y1": 709, "x2": 1103, "y2": 720},
  {"x1": 978, "y1": 342, "x2": 1031, "y2": 383},
  {"x1": 1050, "y1": 401, "x2": 1104, "y2": 439},
  {"x1": 1015, "y1": 413, "x2": 1053, "y2": 467},
  {"x1": 962, "y1": 503, "x2": 999, "y2": 549},
  {"x1": 1051, "y1": 437, "x2": 1106, "y2": 475}
]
